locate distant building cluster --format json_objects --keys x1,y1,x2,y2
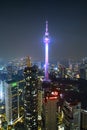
[{"x1": 0, "y1": 56, "x2": 87, "y2": 130}]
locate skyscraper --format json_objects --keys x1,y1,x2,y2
[
  {"x1": 42, "y1": 90, "x2": 58, "y2": 130},
  {"x1": 63, "y1": 100, "x2": 81, "y2": 130},
  {"x1": 5, "y1": 81, "x2": 19, "y2": 125},
  {"x1": 24, "y1": 57, "x2": 38, "y2": 130},
  {"x1": 0, "y1": 80, "x2": 5, "y2": 129},
  {"x1": 43, "y1": 21, "x2": 50, "y2": 80}
]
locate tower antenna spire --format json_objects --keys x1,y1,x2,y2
[{"x1": 45, "y1": 21, "x2": 49, "y2": 36}]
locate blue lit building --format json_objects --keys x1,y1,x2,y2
[{"x1": 0, "y1": 80, "x2": 5, "y2": 128}]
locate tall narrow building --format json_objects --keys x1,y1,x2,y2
[
  {"x1": 63, "y1": 100, "x2": 81, "y2": 130},
  {"x1": 0, "y1": 80, "x2": 5, "y2": 129},
  {"x1": 24, "y1": 57, "x2": 38, "y2": 130},
  {"x1": 5, "y1": 80, "x2": 19, "y2": 125},
  {"x1": 42, "y1": 90, "x2": 58, "y2": 130}
]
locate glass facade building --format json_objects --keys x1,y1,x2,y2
[{"x1": 5, "y1": 81, "x2": 19, "y2": 125}]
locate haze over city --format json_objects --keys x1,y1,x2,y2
[
  {"x1": 0, "y1": 0, "x2": 87, "y2": 61},
  {"x1": 1, "y1": 1, "x2": 87, "y2": 130}
]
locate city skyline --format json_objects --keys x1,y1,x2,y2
[{"x1": 0, "y1": 0, "x2": 87, "y2": 62}]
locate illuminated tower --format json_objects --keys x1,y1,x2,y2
[{"x1": 43, "y1": 21, "x2": 50, "y2": 80}]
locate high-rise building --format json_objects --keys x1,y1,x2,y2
[
  {"x1": 80, "y1": 62, "x2": 87, "y2": 80},
  {"x1": 62, "y1": 100, "x2": 81, "y2": 130},
  {"x1": 5, "y1": 81, "x2": 20, "y2": 125},
  {"x1": 37, "y1": 89, "x2": 43, "y2": 129},
  {"x1": 24, "y1": 57, "x2": 38, "y2": 130},
  {"x1": 0, "y1": 80, "x2": 5, "y2": 129},
  {"x1": 42, "y1": 90, "x2": 58, "y2": 130},
  {"x1": 81, "y1": 109, "x2": 87, "y2": 129}
]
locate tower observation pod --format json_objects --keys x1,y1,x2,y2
[{"x1": 43, "y1": 21, "x2": 50, "y2": 80}]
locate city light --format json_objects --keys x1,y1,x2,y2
[
  {"x1": 12, "y1": 82, "x2": 17, "y2": 87},
  {"x1": 58, "y1": 125, "x2": 64, "y2": 130},
  {"x1": 49, "y1": 96, "x2": 58, "y2": 100},
  {"x1": 0, "y1": 0, "x2": 86, "y2": 129},
  {"x1": 51, "y1": 91, "x2": 58, "y2": 96}
]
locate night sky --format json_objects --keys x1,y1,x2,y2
[{"x1": 0, "y1": 0, "x2": 87, "y2": 62}]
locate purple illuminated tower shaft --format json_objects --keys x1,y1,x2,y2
[
  {"x1": 44, "y1": 21, "x2": 50, "y2": 80},
  {"x1": 45, "y1": 39, "x2": 48, "y2": 80}
]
